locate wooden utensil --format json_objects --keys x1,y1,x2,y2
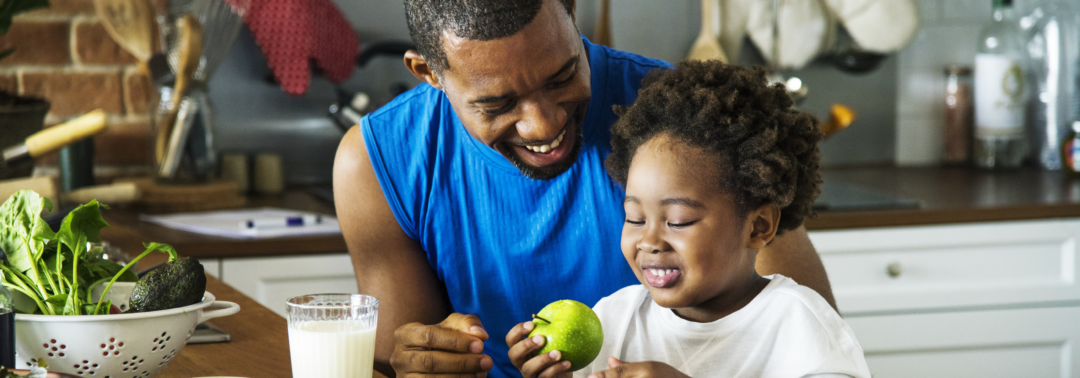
[
  {"x1": 92, "y1": 0, "x2": 156, "y2": 67},
  {"x1": 593, "y1": 0, "x2": 613, "y2": 47},
  {"x1": 686, "y1": 0, "x2": 728, "y2": 62},
  {"x1": 1, "y1": 110, "x2": 108, "y2": 177},
  {"x1": 155, "y1": 15, "x2": 203, "y2": 165}
]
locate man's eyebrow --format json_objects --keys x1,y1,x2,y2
[
  {"x1": 660, "y1": 197, "x2": 706, "y2": 209},
  {"x1": 468, "y1": 56, "x2": 579, "y2": 105}
]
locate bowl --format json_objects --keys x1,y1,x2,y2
[{"x1": 13, "y1": 282, "x2": 239, "y2": 378}]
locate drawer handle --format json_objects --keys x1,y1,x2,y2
[{"x1": 886, "y1": 262, "x2": 902, "y2": 278}]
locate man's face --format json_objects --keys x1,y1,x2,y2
[{"x1": 435, "y1": 0, "x2": 591, "y2": 180}]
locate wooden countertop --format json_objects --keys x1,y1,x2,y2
[
  {"x1": 807, "y1": 166, "x2": 1080, "y2": 230},
  {"x1": 158, "y1": 275, "x2": 291, "y2": 378}
]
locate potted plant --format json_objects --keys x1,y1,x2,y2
[{"x1": 0, "y1": 0, "x2": 50, "y2": 180}]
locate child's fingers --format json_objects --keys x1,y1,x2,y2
[
  {"x1": 521, "y1": 350, "x2": 567, "y2": 378},
  {"x1": 536, "y1": 358, "x2": 573, "y2": 378},
  {"x1": 508, "y1": 334, "x2": 546, "y2": 369},
  {"x1": 505, "y1": 320, "x2": 536, "y2": 346}
]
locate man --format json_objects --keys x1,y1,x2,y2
[{"x1": 332, "y1": 0, "x2": 835, "y2": 376}]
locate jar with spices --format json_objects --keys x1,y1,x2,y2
[
  {"x1": 1061, "y1": 121, "x2": 1080, "y2": 177},
  {"x1": 944, "y1": 65, "x2": 974, "y2": 165}
]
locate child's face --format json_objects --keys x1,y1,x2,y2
[{"x1": 620, "y1": 134, "x2": 777, "y2": 322}]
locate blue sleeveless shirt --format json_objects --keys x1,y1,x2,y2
[{"x1": 361, "y1": 37, "x2": 670, "y2": 377}]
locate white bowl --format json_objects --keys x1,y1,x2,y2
[{"x1": 13, "y1": 282, "x2": 239, "y2": 378}]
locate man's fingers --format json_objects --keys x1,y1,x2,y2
[
  {"x1": 607, "y1": 356, "x2": 623, "y2": 368},
  {"x1": 588, "y1": 363, "x2": 631, "y2": 378},
  {"x1": 508, "y1": 334, "x2": 547, "y2": 368},
  {"x1": 505, "y1": 320, "x2": 535, "y2": 346},
  {"x1": 396, "y1": 322, "x2": 485, "y2": 353},
  {"x1": 441, "y1": 313, "x2": 489, "y2": 341},
  {"x1": 392, "y1": 349, "x2": 493, "y2": 374}
]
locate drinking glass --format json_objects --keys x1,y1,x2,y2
[{"x1": 286, "y1": 294, "x2": 378, "y2": 378}]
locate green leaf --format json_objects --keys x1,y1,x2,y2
[
  {"x1": 56, "y1": 200, "x2": 109, "y2": 254},
  {"x1": 43, "y1": 293, "x2": 67, "y2": 306},
  {"x1": 0, "y1": 190, "x2": 52, "y2": 274},
  {"x1": 85, "y1": 258, "x2": 137, "y2": 282}
]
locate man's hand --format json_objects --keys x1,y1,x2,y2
[
  {"x1": 506, "y1": 320, "x2": 573, "y2": 378},
  {"x1": 586, "y1": 357, "x2": 689, "y2": 378},
  {"x1": 390, "y1": 313, "x2": 494, "y2": 377}
]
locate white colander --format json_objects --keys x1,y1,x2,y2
[{"x1": 13, "y1": 282, "x2": 239, "y2": 378}]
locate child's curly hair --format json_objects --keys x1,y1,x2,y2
[{"x1": 605, "y1": 60, "x2": 822, "y2": 234}]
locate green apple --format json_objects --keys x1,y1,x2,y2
[{"x1": 527, "y1": 299, "x2": 604, "y2": 372}]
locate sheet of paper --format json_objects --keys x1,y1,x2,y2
[{"x1": 140, "y1": 208, "x2": 341, "y2": 239}]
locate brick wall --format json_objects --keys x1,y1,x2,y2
[{"x1": 1, "y1": 0, "x2": 153, "y2": 175}]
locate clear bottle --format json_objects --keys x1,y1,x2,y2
[
  {"x1": 974, "y1": 0, "x2": 1028, "y2": 169},
  {"x1": 1027, "y1": 0, "x2": 1080, "y2": 170},
  {"x1": 0, "y1": 280, "x2": 14, "y2": 369}
]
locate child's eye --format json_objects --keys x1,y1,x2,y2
[
  {"x1": 667, "y1": 220, "x2": 698, "y2": 228},
  {"x1": 625, "y1": 219, "x2": 645, "y2": 226}
]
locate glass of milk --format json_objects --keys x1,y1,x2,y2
[{"x1": 286, "y1": 294, "x2": 378, "y2": 378}]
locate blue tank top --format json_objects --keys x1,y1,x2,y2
[{"x1": 361, "y1": 37, "x2": 670, "y2": 377}]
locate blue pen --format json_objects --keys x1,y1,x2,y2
[{"x1": 240, "y1": 214, "x2": 323, "y2": 229}]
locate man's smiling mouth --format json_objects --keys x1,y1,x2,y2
[{"x1": 521, "y1": 129, "x2": 567, "y2": 153}]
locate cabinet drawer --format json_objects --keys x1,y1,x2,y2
[
  {"x1": 845, "y1": 306, "x2": 1080, "y2": 378},
  {"x1": 810, "y1": 220, "x2": 1080, "y2": 314}
]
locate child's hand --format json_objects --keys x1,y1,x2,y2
[
  {"x1": 506, "y1": 320, "x2": 574, "y2": 378},
  {"x1": 586, "y1": 357, "x2": 689, "y2": 378}
]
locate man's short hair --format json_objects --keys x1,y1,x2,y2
[{"x1": 404, "y1": 0, "x2": 575, "y2": 74}]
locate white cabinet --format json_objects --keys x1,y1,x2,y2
[
  {"x1": 207, "y1": 253, "x2": 357, "y2": 317},
  {"x1": 810, "y1": 219, "x2": 1080, "y2": 377}
]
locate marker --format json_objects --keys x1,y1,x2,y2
[{"x1": 240, "y1": 214, "x2": 323, "y2": 229}]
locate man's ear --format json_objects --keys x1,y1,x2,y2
[
  {"x1": 747, "y1": 203, "x2": 781, "y2": 249},
  {"x1": 404, "y1": 50, "x2": 443, "y2": 90}
]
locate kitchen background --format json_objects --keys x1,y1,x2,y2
[{"x1": 0, "y1": 0, "x2": 1050, "y2": 185}]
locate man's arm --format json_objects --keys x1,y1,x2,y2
[
  {"x1": 755, "y1": 225, "x2": 837, "y2": 311},
  {"x1": 334, "y1": 126, "x2": 490, "y2": 377}
]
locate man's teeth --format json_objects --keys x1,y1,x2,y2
[{"x1": 525, "y1": 130, "x2": 566, "y2": 153}]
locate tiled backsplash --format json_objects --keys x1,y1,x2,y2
[{"x1": 895, "y1": 0, "x2": 1039, "y2": 165}]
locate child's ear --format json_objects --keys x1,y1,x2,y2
[{"x1": 746, "y1": 203, "x2": 781, "y2": 249}]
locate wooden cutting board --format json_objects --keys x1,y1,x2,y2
[{"x1": 118, "y1": 178, "x2": 246, "y2": 213}]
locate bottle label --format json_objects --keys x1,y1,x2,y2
[{"x1": 975, "y1": 53, "x2": 1025, "y2": 138}]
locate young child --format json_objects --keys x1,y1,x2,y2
[{"x1": 506, "y1": 60, "x2": 871, "y2": 378}]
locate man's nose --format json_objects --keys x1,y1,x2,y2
[{"x1": 516, "y1": 98, "x2": 567, "y2": 141}]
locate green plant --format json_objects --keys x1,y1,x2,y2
[{"x1": 0, "y1": 0, "x2": 50, "y2": 61}]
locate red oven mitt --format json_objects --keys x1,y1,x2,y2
[{"x1": 226, "y1": 0, "x2": 359, "y2": 95}]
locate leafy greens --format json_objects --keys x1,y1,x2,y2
[{"x1": 0, "y1": 190, "x2": 177, "y2": 315}]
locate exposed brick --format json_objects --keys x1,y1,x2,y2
[
  {"x1": 123, "y1": 70, "x2": 153, "y2": 115},
  {"x1": 93, "y1": 120, "x2": 151, "y2": 165},
  {"x1": 0, "y1": 21, "x2": 70, "y2": 66},
  {"x1": 21, "y1": 71, "x2": 124, "y2": 116},
  {"x1": 31, "y1": 0, "x2": 95, "y2": 15},
  {"x1": 0, "y1": 74, "x2": 17, "y2": 94},
  {"x1": 74, "y1": 21, "x2": 137, "y2": 65}
]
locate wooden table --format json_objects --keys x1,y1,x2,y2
[{"x1": 158, "y1": 275, "x2": 292, "y2": 378}]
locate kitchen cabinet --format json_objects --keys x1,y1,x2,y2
[
  {"x1": 810, "y1": 219, "x2": 1080, "y2": 376},
  {"x1": 202, "y1": 253, "x2": 357, "y2": 317}
]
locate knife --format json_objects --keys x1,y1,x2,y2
[{"x1": 1, "y1": 109, "x2": 108, "y2": 176}]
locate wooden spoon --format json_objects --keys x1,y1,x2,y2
[
  {"x1": 92, "y1": 0, "x2": 155, "y2": 66},
  {"x1": 593, "y1": 0, "x2": 613, "y2": 47},
  {"x1": 686, "y1": 0, "x2": 728, "y2": 62},
  {"x1": 155, "y1": 15, "x2": 203, "y2": 165}
]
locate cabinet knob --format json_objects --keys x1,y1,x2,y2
[{"x1": 886, "y1": 262, "x2": 902, "y2": 278}]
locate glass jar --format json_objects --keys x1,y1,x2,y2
[{"x1": 944, "y1": 65, "x2": 974, "y2": 165}]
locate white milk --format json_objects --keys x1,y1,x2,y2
[{"x1": 288, "y1": 320, "x2": 377, "y2": 378}]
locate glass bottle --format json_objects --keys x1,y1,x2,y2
[
  {"x1": 974, "y1": 0, "x2": 1028, "y2": 169},
  {"x1": 0, "y1": 279, "x2": 14, "y2": 369},
  {"x1": 1027, "y1": 0, "x2": 1080, "y2": 170}
]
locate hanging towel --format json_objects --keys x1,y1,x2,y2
[
  {"x1": 822, "y1": 0, "x2": 918, "y2": 54},
  {"x1": 227, "y1": 0, "x2": 359, "y2": 95}
]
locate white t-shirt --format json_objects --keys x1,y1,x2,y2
[{"x1": 575, "y1": 274, "x2": 871, "y2": 378}]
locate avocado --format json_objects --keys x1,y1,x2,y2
[{"x1": 129, "y1": 257, "x2": 206, "y2": 312}]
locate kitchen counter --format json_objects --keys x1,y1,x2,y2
[
  {"x1": 807, "y1": 166, "x2": 1080, "y2": 230},
  {"x1": 96, "y1": 166, "x2": 1080, "y2": 262}
]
